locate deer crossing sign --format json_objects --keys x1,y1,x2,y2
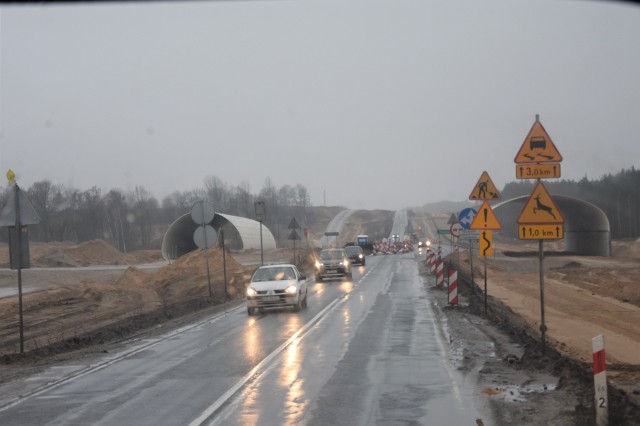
[{"x1": 517, "y1": 182, "x2": 564, "y2": 225}]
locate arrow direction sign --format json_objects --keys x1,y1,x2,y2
[
  {"x1": 458, "y1": 208, "x2": 477, "y2": 230},
  {"x1": 518, "y1": 224, "x2": 564, "y2": 240},
  {"x1": 516, "y1": 163, "x2": 561, "y2": 180}
]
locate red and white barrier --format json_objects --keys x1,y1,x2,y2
[
  {"x1": 448, "y1": 269, "x2": 458, "y2": 305},
  {"x1": 425, "y1": 251, "x2": 433, "y2": 269},
  {"x1": 429, "y1": 253, "x2": 436, "y2": 273},
  {"x1": 592, "y1": 335, "x2": 608, "y2": 425},
  {"x1": 436, "y1": 261, "x2": 444, "y2": 287}
]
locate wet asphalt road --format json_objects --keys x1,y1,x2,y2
[{"x1": 0, "y1": 252, "x2": 486, "y2": 425}]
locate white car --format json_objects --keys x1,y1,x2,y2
[{"x1": 246, "y1": 264, "x2": 308, "y2": 315}]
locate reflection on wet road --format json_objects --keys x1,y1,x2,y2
[
  {"x1": 0, "y1": 253, "x2": 487, "y2": 425},
  {"x1": 206, "y1": 253, "x2": 485, "y2": 425}
]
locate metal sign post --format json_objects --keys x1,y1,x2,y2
[
  {"x1": 538, "y1": 239, "x2": 547, "y2": 353},
  {"x1": 514, "y1": 115, "x2": 564, "y2": 354},
  {"x1": 191, "y1": 201, "x2": 215, "y2": 301},
  {"x1": 324, "y1": 231, "x2": 339, "y2": 248},
  {"x1": 15, "y1": 183, "x2": 24, "y2": 353},
  {"x1": 255, "y1": 202, "x2": 265, "y2": 265},
  {"x1": 0, "y1": 170, "x2": 41, "y2": 353},
  {"x1": 288, "y1": 218, "x2": 301, "y2": 265},
  {"x1": 221, "y1": 228, "x2": 227, "y2": 299}
]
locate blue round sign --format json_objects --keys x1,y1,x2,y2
[{"x1": 458, "y1": 208, "x2": 477, "y2": 230}]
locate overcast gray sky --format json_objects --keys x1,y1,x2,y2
[{"x1": 1, "y1": 0, "x2": 639, "y2": 211}]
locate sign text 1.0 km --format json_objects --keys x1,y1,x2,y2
[{"x1": 518, "y1": 224, "x2": 564, "y2": 240}]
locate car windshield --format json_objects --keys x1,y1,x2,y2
[
  {"x1": 252, "y1": 267, "x2": 295, "y2": 282},
  {"x1": 320, "y1": 250, "x2": 343, "y2": 261},
  {"x1": 344, "y1": 246, "x2": 361, "y2": 255}
]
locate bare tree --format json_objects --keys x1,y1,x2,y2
[
  {"x1": 229, "y1": 181, "x2": 253, "y2": 218},
  {"x1": 204, "y1": 175, "x2": 231, "y2": 212},
  {"x1": 127, "y1": 185, "x2": 158, "y2": 250},
  {"x1": 27, "y1": 180, "x2": 63, "y2": 242},
  {"x1": 104, "y1": 190, "x2": 128, "y2": 251}
]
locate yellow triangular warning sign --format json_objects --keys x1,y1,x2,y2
[
  {"x1": 469, "y1": 171, "x2": 501, "y2": 200},
  {"x1": 514, "y1": 119, "x2": 563, "y2": 164},
  {"x1": 517, "y1": 182, "x2": 565, "y2": 224},
  {"x1": 469, "y1": 201, "x2": 502, "y2": 230}
]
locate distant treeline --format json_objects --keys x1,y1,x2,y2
[
  {"x1": 0, "y1": 176, "x2": 313, "y2": 251},
  {"x1": 3, "y1": 168, "x2": 637, "y2": 250},
  {"x1": 501, "y1": 167, "x2": 640, "y2": 239}
]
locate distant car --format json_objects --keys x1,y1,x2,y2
[
  {"x1": 246, "y1": 264, "x2": 308, "y2": 315},
  {"x1": 418, "y1": 240, "x2": 431, "y2": 249},
  {"x1": 344, "y1": 245, "x2": 365, "y2": 266},
  {"x1": 314, "y1": 248, "x2": 352, "y2": 282}
]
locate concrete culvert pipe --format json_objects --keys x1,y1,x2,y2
[{"x1": 161, "y1": 212, "x2": 277, "y2": 261}]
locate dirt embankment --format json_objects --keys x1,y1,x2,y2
[
  {"x1": 447, "y1": 238, "x2": 640, "y2": 422},
  {"x1": 0, "y1": 239, "x2": 164, "y2": 268},
  {"x1": 0, "y1": 242, "x2": 251, "y2": 358},
  {"x1": 0, "y1": 238, "x2": 322, "y2": 360}
]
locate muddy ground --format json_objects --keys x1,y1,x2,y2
[
  {"x1": 0, "y1": 236, "x2": 638, "y2": 424},
  {"x1": 429, "y1": 238, "x2": 640, "y2": 425}
]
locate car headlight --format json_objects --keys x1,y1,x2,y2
[
  {"x1": 358, "y1": 254, "x2": 363, "y2": 259},
  {"x1": 247, "y1": 287, "x2": 257, "y2": 297},
  {"x1": 315, "y1": 261, "x2": 323, "y2": 268},
  {"x1": 286, "y1": 285, "x2": 298, "y2": 294}
]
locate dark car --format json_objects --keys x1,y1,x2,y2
[
  {"x1": 314, "y1": 248, "x2": 352, "y2": 282},
  {"x1": 344, "y1": 245, "x2": 365, "y2": 266}
]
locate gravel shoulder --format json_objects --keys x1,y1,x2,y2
[{"x1": 423, "y1": 244, "x2": 640, "y2": 426}]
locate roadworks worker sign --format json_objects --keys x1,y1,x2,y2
[
  {"x1": 517, "y1": 182, "x2": 565, "y2": 224},
  {"x1": 514, "y1": 119, "x2": 563, "y2": 164},
  {"x1": 469, "y1": 171, "x2": 501, "y2": 200}
]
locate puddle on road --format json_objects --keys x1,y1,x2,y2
[{"x1": 481, "y1": 378, "x2": 558, "y2": 403}]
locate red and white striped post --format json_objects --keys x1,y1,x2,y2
[
  {"x1": 425, "y1": 251, "x2": 433, "y2": 269},
  {"x1": 429, "y1": 253, "x2": 436, "y2": 274},
  {"x1": 592, "y1": 335, "x2": 608, "y2": 425},
  {"x1": 436, "y1": 261, "x2": 444, "y2": 287},
  {"x1": 448, "y1": 269, "x2": 458, "y2": 305}
]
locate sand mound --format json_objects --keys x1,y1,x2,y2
[
  {"x1": 117, "y1": 267, "x2": 152, "y2": 287},
  {"x1": 62, "y1": 240, "x2": 130, "y2": 265},
  {"x1": 0, "y1": 239, "x2": 163, "y2": 268},
  {"x1": 152, "y1": 248, "x2": 252, "y2": 302},
  {"x1": 611, "y1": 239, "x2": 640, "y2": 261}
]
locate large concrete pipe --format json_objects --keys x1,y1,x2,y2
[{"x1": 161, "y1": 212, "x2": 277, "y2": 261}]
